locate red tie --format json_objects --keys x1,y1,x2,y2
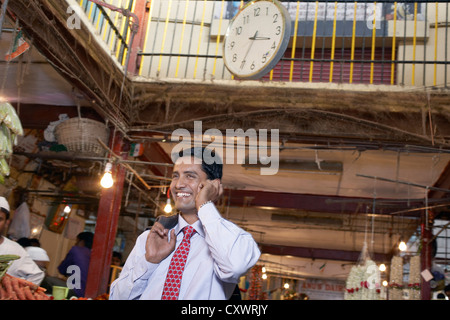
[{"x1": 161, "y1": 226, "x2": 195, "y2": 300}]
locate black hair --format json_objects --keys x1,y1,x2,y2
[
  {"x1": 17, "y1": 237, "x2": 31, "y2": 247},
  {"x1": 0, "y1": 207, "x2": 9, "y2": 220},
  {"x1": 113, "y1": 251, "x2": 122, "y2": 260},
  {"x1": 172, "y1": 147, "x2": 223, "y2": 180},
  {"x1": 29, "y1": 238, "x2": 41, "y2": 247},
  {"x1": 77, "y1": 231, "x2": 94, "y2": 249}
]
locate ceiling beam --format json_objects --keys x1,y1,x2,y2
[
  {"x1": 140, "y1": 142, "x2": 173, "y2": 178},
  {"x1": 260, "y1": 244, "x2": 391, "y2": 263},
  {"x1": 224, "y1": 188, "x2": 425, "y2": 215},
  {"x1": 428, "y1": 161, "x2": 450, "y2": 200}
]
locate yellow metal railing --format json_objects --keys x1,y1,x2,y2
[
  {"x1": 78, "y1": 0, "x2": 135, "y2": 66},
  {"x1": 77, "y1": 1, "x2": 450, "y2": 88},
  {"x1": 109, "y1": 265, "x2": 122, "y2": 283}
]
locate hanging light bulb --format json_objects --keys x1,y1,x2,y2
[
  {"x1": 283, "y1": 282, "x2": 290, "y2": 289},
  {"x1": 164, "y1": 198, "x2": 172, "y2": 213},
  {"x1": 262, "y1": 266, "x2": 266, "y2": 273},
  {"x1": 262, "y1": 273, "x2": 267, "y2": 280},
  {"x1": 163, "y1": 187, "x2": 172, "y2": 213},
  {"x1": 63, "y1": 205, "x2": 71, "y2": 214},
  {"x1": 399, "y1": 240, "x2": 407, "y2": 252},
  {"x1": 100, "y1": 162, "x2": 114, "y2": 188},
  {"x1": 379, "y1": 263, "x2": 386, "y2": 272}
]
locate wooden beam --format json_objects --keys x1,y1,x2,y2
[
  {"x1": 85, "y1": 131, "x2": 126, "y2": 298},
  {"x1": 225, "y1": 189, "x2": 425, "y2": 215},
  {"x1": 260, "y1": 244, "x2": 391, "y2": 263},
  {"x1": 140, "y1": 142, "x2": 173, "y2": 178},
  {"x1": 428, "y1": 161, "x2": 450, "y2": 200}
]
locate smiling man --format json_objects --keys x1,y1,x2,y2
[{"x1": 110, "y1": 147, "x2": 260, "y2": 300}]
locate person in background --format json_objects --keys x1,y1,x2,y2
[
  {"x1": 108, "y1": 251, "x2": 123, "y2": 293},
  {"x1": 25, "y1": 246, "x2": 50, "y2": 271},
  {"x1": 25, "y1": 240, "x2": 71, "y2": 296},
  {"x1": 16, "y1": 237, "x2": 31, "y2": 248},
  {"x1": 28, "y1": 238, "x2": 41, "y2": 247},
  {"x1": 57, "y1": 231, "x2": 94, "y2": 297},
  {"x1": 111, "y1": 251, "x2": 122, "y2": 266},
  {"x1": 0, "y1": 196, "x2": 45, "y2": 285}
]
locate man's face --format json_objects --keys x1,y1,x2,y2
[
  {"x1": 111, "y1": 257, "x2": 121, "y2": 266},
  {"x1": 170, "y1": 156, "x2": 208, "y2": 214},
  {"x1": 0, "y1": 211, "x2": 9, "y2": 236}
]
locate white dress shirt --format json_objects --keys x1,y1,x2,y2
[
  {"x1": 109, "y1": 202, "x2": 261, "y2": 300},
  {"x1": 0, "y1": 236, "x2": 45, "y2": 285}
]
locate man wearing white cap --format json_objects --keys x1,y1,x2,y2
[
  {"x1": 26, "y1": 246, "x2": 50, "y2": 270},
  {"x1": 0, "y1": 196, "x2": 45, "y2": 285}
]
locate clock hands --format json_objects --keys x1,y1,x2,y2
[
  {"x1": 240, "y1": 31, "x2": 272, "y2": 70},
  {"x1": 249, "y1": 35, "x2": 271, "y2": 40},
  {"x1": 241, "y1": 30, "x2": 258, "y2": 70}
]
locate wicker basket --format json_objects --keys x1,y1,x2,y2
[{"x1": 54, "y1": 118, "x2": 110, "y2": 156}]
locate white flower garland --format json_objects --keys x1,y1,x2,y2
[
  {"x1": 408, "y1": 255, "x2": 421, "y2": 300},
  {"x1": 389, "y1": 256, "x2": 403, "y2": 300},
  {"x1": 345, "y1": 260, "x2": 381, "y2": 300},
  {"x1": 361, "y1": 259, "x2": 381, "y2": 300}
]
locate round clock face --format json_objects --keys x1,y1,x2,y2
[{"x1": 223, "y1": 0, "x2": 291, "y2": 80}]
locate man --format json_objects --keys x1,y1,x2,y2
[
  {"x1": 110, "y1": 147, "x2": 261, "y2": 300},
  {"x1": 0, "y1": 196, "x2": 45, "y2": 285},
  {"x1": 58, "y1": 231, "x2": 94, "y2": 297}
]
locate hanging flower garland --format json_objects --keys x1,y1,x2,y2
[
  {"x1": 345, "y1": 260, "x2": 381, "y2": 300},
  {"x1": 361, "y1": 259, "x2": 381, "y2": 300},
  {"x1": 248, "y1": 265, "x2": 263, "y2": 300},
  {"x1": 408, "y1": 255, "x2": 421, "y2": 300},
  {"x1": 389, "y1": 256, "x2": 404, "y2": 300},
  {"x1": 345, "y1": 265, "x2": 364, "y2": 300}
]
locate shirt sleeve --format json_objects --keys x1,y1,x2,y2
[
  {"x1": 6, "y1": 246, "x2": 45, "y2": 286},
  {"x1": 198, "y1": 202, "x2": 261, "y2": 284},
  {"x1": 109, "y1": 230, "x2": 159, "y2": 300}
]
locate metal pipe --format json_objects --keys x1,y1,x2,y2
[
  {"x1": 391, "y1": 2, "x2": 397, "y2": 85},
  {"x1": 289, "y1": 1, "x2": 300, "y2": 82},
  {"x1": 0, "y1": 0, "x2": 10, "y2": 39},
  {"x1": 14, "y1": 151, "x2": 173, "y2": 167},
  {"x1": 356, "y1": 173, "x2": 450, "y2": 193}
]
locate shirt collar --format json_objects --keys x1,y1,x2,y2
[{"x1": 175, "y1": 214, "x2": 204, "y2": 238}]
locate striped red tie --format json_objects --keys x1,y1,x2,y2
[{"x1": 161, "y1": 226, "x2": 195, "y2": 300}]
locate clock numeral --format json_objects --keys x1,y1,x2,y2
[
  {"x1": 273, "y1": 13, "x2": 278, "y2": 23},
  {"x1": 276, "y1": 25, "x2": 281, "y2": 35},
  {"x1": 250, "y1": 62, "x2": 255, "y2": 70},
  {"x1": 235, "y1": 26, "x2": 242, "y2": 35},
  {"x1": 254, "y1": 7, "x2": 260, "y2": 17},
  {"x1": 232, "y1": 54, "x2": 237, "y2": 62},
  {"x1": 262, "y1": 55, "x2": 267, "y2": 64},
  {"x1": 271, "y1": 41, "x2": 276, "y2": 50},
  {"x1": 243, "y1": 15, "x2": 249, "y2": 25},
  {"x1": 229, "y1": 41, "x2": 235, "y2": 50}
]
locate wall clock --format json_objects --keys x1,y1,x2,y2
[{"x1": 223, "y1": 0, "x2": 292, "y2": 80}]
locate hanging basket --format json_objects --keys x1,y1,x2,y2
[{"x1": 54, "y1": 117, "x2": 109, "y2": 156}]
